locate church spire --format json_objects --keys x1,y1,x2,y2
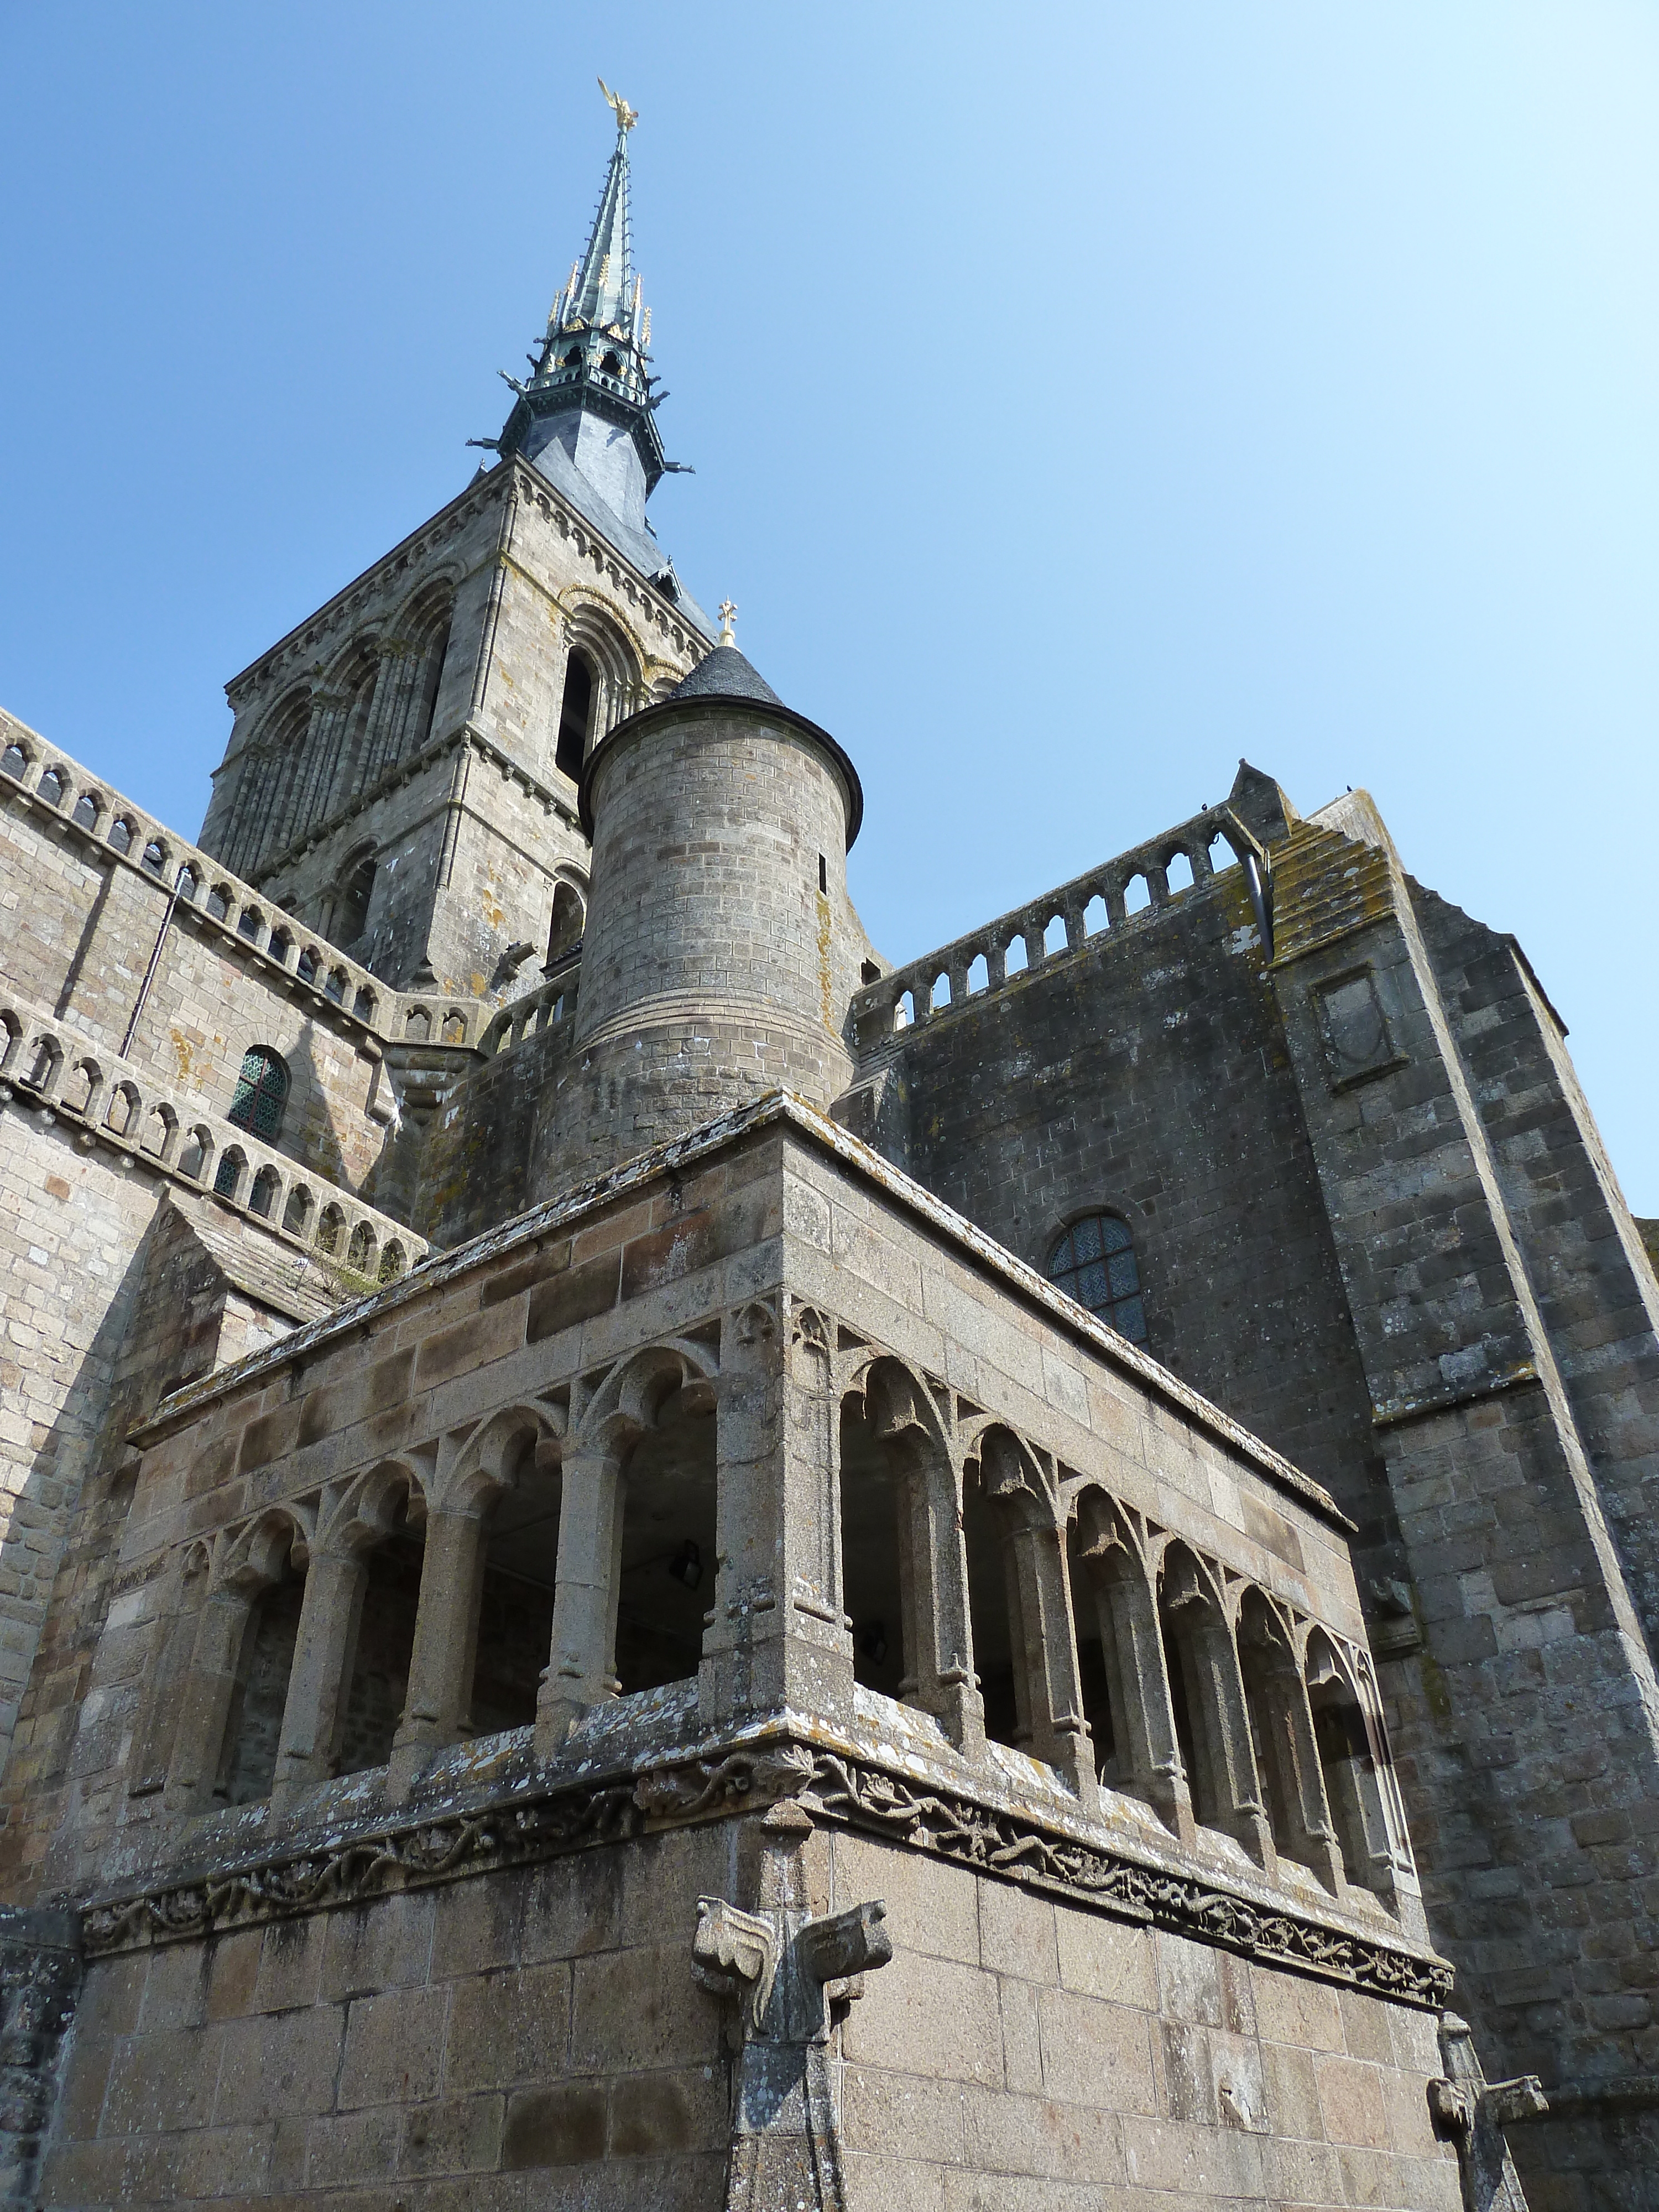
[
  {"x1": 566, "y1": 80, "x2": 637, "y2": 333},
  {"x1": 491, "y1": 80, "x2": 680, "y2": 540}
]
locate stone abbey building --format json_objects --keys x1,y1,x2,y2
[{"x1": 0, "y1": 85, "x2": 1655, "y2": 2212}]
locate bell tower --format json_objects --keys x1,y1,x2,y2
[{"x1": 196, "y1": 84, "x2": 715, "y2": 999}]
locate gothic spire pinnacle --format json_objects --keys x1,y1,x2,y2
[
  {"x1": 567, "y1": 81, "x2": 638, "y2": 334},
  {"x1": 489, "y1": 81, "x2": 691, "y2": 543}
]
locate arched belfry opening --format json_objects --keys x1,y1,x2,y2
[{"x1": 556, "y1": 650, "x2": 595, "y2": 782}]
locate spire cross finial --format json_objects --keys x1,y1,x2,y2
[
  {"x1": 718, "y1": 600, "x2": 737, "y2": 646},
  {"x1": 598, "y1": 77, "x2": 638, "y2": 132}
]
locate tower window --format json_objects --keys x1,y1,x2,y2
[
  {"x1": 555, "y1": 650, "x2": 596, "y2": 782},
  {"x1": 226, "y1": 1048, "x2": 290, "y2": 1144},
  {"x1": 1046, "y1": 1214, "x2": 1146, "y2": 1343},
  {"x1": 600, "y1": 351, "x2": 622, "y2": 375},
  {"x1": 335, "y1": 851, "x2": 377, "y2": 947},
  {"x1": 818, "y1": 854, "x2": 828, "y2": 895},
  {"x1": 547, "y1": 880, "x2": 586, "y2": 964}
]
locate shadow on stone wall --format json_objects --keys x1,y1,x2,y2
[{"x1": 0, "y1": 1199, "x2": 247, "y2": 1896}]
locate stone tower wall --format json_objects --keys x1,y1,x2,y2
[
  {"x1": 200, "y1": 461, "x2": 708, "y2": 995},
  {"x1": 521, "y1": 702, "x2": 869, "y2": 1195},
  {"x1": 850, "y1": 794, "x2": 1659, "y2": 2198}
]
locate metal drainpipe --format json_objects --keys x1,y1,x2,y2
[
  {"x1": 120, "y1": 864, "x2": 190, "y2": 1058},
  {"x1": 1244, "y1": 851, "x2": 1275, "y2": 964}
]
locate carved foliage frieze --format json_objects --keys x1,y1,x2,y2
[{"x1": 81, "y1": 1736, "x2": 1451, "y2": 2010}]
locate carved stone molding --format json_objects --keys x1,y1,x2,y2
[{"x1": 80, "y1": 1733, "x2": 1451, "y2": 2010}]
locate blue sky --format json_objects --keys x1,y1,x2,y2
[{"x1": 4, "y1": 4, "x2": 1658, "y2": 1202}]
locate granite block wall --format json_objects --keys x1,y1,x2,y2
[{"x1": 38, "y1": 1820, "x2": 1460, "y2": 2211}]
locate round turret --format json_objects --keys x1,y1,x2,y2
[{"x1": 525, "y1": 645, "x2": 867, "y2": 1192}]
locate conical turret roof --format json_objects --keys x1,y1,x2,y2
[{"x1": 668, "y1": 646, "x2": 784, "y2": 708}]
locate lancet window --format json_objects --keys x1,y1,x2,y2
[{"x1": 555, "y1": 649, "x2": 596, "y2": 781}]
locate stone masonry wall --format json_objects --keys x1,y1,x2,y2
[
  {"x1": 0, "y1": 1170, "x2": 304, "y2": 1879},
  {"x1": 1412, "y1": 878, "x2": 1659, "y2": 1656},
  {"x1": 862, "y1": 856, "x2": 1390, "y2": 1552},
  {"x1": 1, "y1": 731, "x2": 397, "y2": 1194},
  {"x1": 38, "y1": 1818, "x2": 1460, "y2": 2210}
]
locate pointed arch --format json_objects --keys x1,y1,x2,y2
[
  {"x1": 173, "y1": 1505, "x2": 312, "y2": 1808},
  {"x1": 540, "y1": 1340, "x2": 721, "y2": 1729},
  {"x1": 1065, "y1": 1486, "x2": 1186, "y2": 1829},
  {"x1": 224, "y1": 688, "x2": 312, "y2": 877},
  {"x1": 555, "y1": 598, "x2": 645, "y2": 777},
  {"x1": 1156, "y1": 1542, "x2": 1273, "y2": 1867},
  {"x1": 1238, "y1": 1588, "x2": 1343, "y2": 1890},
  {"x1": 371, "y1": 580, "x2": 456, "y2": 782},
  {"x1": 838, "y1": 1355, "x2": 977, "y2": 1749},
  {"x1": 1306, "y1": 1628, "x2": 1406, "y2": 1903}
]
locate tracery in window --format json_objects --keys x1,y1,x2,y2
[
  {"x1": 1046, "y1": 1213, "x2": 1146, "y2": 1342},
  {"x1": 227, "y1": 1047, "x2": 289, "y2": 1143}
]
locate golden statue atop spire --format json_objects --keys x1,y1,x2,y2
[{"x1": 598, "y1": 77, "x2": 638, "y2": 132}]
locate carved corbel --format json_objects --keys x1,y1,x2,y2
[
  {"x1": 692, "y1": 1886, "x2": 893, "y2": 2212},
  {"x1": 1430, "y1": 2011, "x2": 1546, "y2": 2212}
]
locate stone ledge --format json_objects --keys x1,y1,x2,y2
[{"x1": 79, "y1": 1715, "x2": 1449, "y2": 2013}]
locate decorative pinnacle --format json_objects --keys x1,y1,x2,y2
[
  {"x1": 598, "y1": 77, "x2": 638, "y2": 132},
  {"x1": 717, "y1": 599, "x2": 737, "y2": 646}
]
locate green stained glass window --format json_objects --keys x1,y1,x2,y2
[{"x1": 227, "y1": 1048, "x2": 288, "y2": 1143}]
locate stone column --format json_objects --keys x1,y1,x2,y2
[
  {"x1": 270, "y1": 1551, "x2": 366, "y2": 1811},
  {"x1": 1252, "y1": 1651, "x2": 1344, "y2": 1892},
  {"x1": 387, "y1": 1506, "x2": 487, "y2": 1797},
  {"x1": 1086, "y1": 1563, "x2": 1196, "y2": 1844},
  {"x1": 1181, "y1": 1599, "x2": 1276, "y2": 1874},
  {"x1": 896, "y1": 1448, "x2": 982, "y2": 1755},
  {"x1": 699, "y1": 1300, "x2": 855, "y2": 1730},
  {"x1": 535, "y1": 1446, "x2": 624, "y2": 1754},
  {"x1": 1004, "y1": 1521, "x2": 1097, "y2": 1806},
  {"x1": 164, "y1": 1587, "x2": 254, "y2": 1812}
]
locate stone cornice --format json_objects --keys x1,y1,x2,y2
[
  {"x1": 224, "y1": 455, "x2": 707, "y2": 709},
  {"x1": 223, "y1": 468, "x2": 508, "y2": 705},
  {"x1": 78, "y1": 1724, "x2": 1449, "y2": 2011},
  {"x1": 129, "y1": 1090, "x2": 1351, "y2": 1536},
  {"x1": 247, "y1": 716, "x2": 586, "y2": 884}
]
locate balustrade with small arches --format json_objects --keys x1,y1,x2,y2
[
  {"x1": 1, "y1": 715, "x2": 488, "y2": 1057},
  {"x1": 852, "y1": 804, "x2": 1270, "y2": 1046},
  {"x1": 0, "y1": 989, "x2": 422, "y2": 1286}
]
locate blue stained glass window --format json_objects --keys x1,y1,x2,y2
[{"x1": 1046, "y1": 1214, "x2": 1147, "y2": 1343}]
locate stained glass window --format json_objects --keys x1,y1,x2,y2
[
  {"x1": 1046, "y1": 1214, "x2": 1146, "y2": 1343},
  {"x1": 227, "y1": 1048, "x2": 288, "y2": 1143}
]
